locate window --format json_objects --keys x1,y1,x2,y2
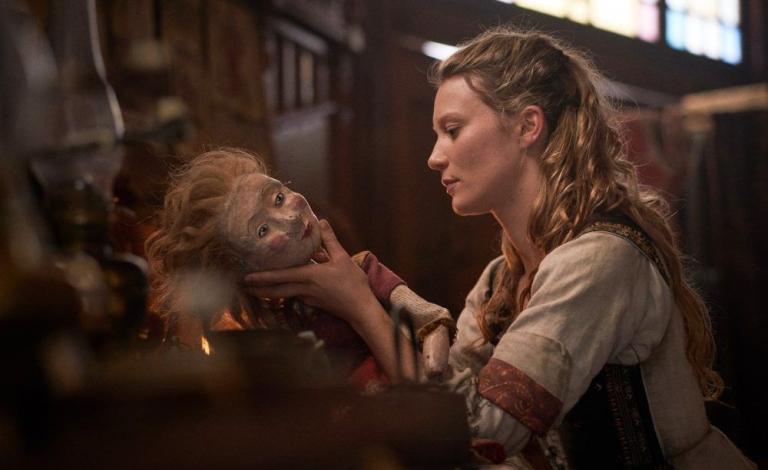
[
  {"x1": 665, "y1": 0, "x2": 741, "y2": 64},
  {"x1": 499, "y1": 0, "x2": 742, "y2": 64}
]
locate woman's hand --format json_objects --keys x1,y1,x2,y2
[
  {"x1": 243, "y1": 220, "x2": 419, "y2": 382},
  {"x1": 242, "y1": 219, "x2": 377, "y2": 328}
]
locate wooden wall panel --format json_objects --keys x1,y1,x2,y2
[
  {"x1": 162, "y1": 0, "x2": 204, "y2": 59},
  {"x1": 208, "y1": 1, "x2": 267, "y2": 120},
  {"x1": 385, "y1": 46, "x2": 499, "y2": 317}
]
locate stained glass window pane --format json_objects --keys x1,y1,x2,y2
[
  {"x1": 497, "y1": 0, "x2": 740, "y2": 64},
  {"x1": 689, "y1": 0, "x2": 718, "y2": 19},
  {"x1": 702, "y1": 19, "x2": 722, "y2": 59},
  {"x1": 660, "y1": 0, "x2": 740, "y2": 63},
  {"x1": 566, "y1": 0, "x2": 590, "y2": 23},
  {"x1": 666, "y1": 0, "x2": 686, "y2": 11},
  {"x1": 718, "y1": 0, "x2": 740, "y2": 26},
  {"x1": 684, "y1": 14, "x2": 704, "y2": 55},
  {"x1": 514, "y1": 0, "x2": 569, "y2": 17},
  {"x1": 637, "y1": 4, "x2": 659, "y2": 42},
  {"x1": 666, "y1": 9, "x2": 686, "y2": 50},
  {"x1": 721, "y1": 26, "x2": 742, "y2": 64},
  {"x1": 590, "y1": 0, "x2": 637, "y2": 37}
]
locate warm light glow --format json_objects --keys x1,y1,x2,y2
[
  {"x1": 689, "y1": 0, "x2": 717, "y2": 19},
  {"x1": 684, "y1": 15, "x2": 705, "y2": 55},
  {"x1": 590, "y1": 0, "x2": 638, "y2": 37},
  {"x1": 514, "y1": 0, "x2": 569, "y2": 17},
  {"x1": 702, "y1": 19, "x2": 722, "y2": 60},
  {"x1": 567, "y1": 0, "x2": 590, "y2": 23},
  {"x1": 721, "y1": 26, "x2": 741, "y2": 64},
  {"x1": 637, "y1": 4, "x2": 659, "y2": 42},
  {"x1": 201, "y1": 336, "x2": 212, "y2": 355},
  {"x1": 421, "y1": 41, "x2": 458, "y2": 61},
  {"x1": 719, "y1": 0, "x2": 739, "y2": 26},
  {"x1": 667, "y1": 0, "x2": 686, "y2": 11},
  {"x1": 496, "y1": 0, "x2": 739, "y2": 64}
]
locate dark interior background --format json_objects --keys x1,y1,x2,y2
[{"x1": 25, "y1": 0, "x2": 765, "y2": 463}]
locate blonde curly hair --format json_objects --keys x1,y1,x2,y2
[
  {"x1": 144, "y1": 148, "x2": 267, "y2": 318},
  {"x1": 430, "y1": 27, "x2": 723, "y2": 400}
]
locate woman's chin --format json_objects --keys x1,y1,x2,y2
[{"x1": 451, "y1": 199, "x2": 472, "y2": 216}]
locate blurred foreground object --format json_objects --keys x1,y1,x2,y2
[
  {"x1": 26, "y1": 0, "x2": 149, "y2": 352},
  {"x1": 0, "y1": 0, "x2": 88, "y2": 457},
  {"x1": 1, "y1": 1, "x2": 471, "y2": 467}
]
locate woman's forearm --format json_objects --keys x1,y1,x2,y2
[{"x1": 350, "y1": 297, "x2": 420, "y2": 382}]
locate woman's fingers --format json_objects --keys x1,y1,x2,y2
[
  {"x1": 311, "y1": 247, "x2": 330, "y2": 263},
  {"x1": 242, "y1": 282, "x2": 308, "y2": 300},
  {"x1": 243, "y1": 263, "x2": 315, "y2": 285},
  {"x1": 318, "y1": 219, "x2": 347, "y2": 259}
]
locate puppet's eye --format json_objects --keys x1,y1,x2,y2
[
  {"x1": 275, "y1": 192, "x2": 285, "y2": 206},
  {"x1": 257, "y1": 224, "x2": 269, "y2": 238}
]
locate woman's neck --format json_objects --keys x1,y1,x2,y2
[{"x1": 493, "y1": 208, "x2": 544, "y2": 274}]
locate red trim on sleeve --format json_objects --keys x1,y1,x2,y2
[
  {"x1": 470, "y1": 438, "x2": 507, "y2": 464},
  {"x1": 478, "y1": 358, "x2": 563, "y2": 435}
]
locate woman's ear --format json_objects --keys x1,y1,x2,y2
[{"x1": 518, "y1": 105, "x2": 547, "y2": 149}]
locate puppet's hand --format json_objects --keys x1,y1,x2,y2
[
  {"x1": 388, "y1": 285, "x2": 455, "y2": 379},
  {"x1": 422, "y1": 325, "x2": 450, "y2": 380}
]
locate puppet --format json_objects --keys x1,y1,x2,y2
[{"x1": 145, "y1": 148, "x2": 453, "y2": 387}]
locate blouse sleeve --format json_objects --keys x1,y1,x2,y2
[
  {"x1": 445, "y1": 256, "x2": 534, "y2": 456},
  {"x1": 477, "y1": 231, "x2": 673, "y2": 435},
  {"x1": 443, "y1": 231, "x2": 673, "y2": 457}
]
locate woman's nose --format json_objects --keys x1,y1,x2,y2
[{"x1": 427, "y1": 143, "x2": 447, "y2": 171}]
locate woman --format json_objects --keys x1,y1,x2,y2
[
  {"x1": 146, "y1": 148, "x2": 450, "y2": 388},
  {"x1": 244, "y1": 28, "x2": 754, "y2": 468}
]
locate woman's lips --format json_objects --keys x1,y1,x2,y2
[{"x1": 443, "y1": 178, "x2": 459, "y2": 195}]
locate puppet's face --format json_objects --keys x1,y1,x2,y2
[{"x1": 222, "y1": 174, "x2": 321, "y2": 271}]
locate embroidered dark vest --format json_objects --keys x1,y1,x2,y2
[{"x1": 555, "y1": 214, "x2": 673, "y2": 469}]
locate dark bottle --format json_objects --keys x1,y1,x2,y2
[{"x1": 46, "y1": 177, "x2": 148, "y2": 351}]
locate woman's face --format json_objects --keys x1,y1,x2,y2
[
  {"x1": 222, "y1": 174, "x2": 321, "y2": 271},
  {"x1": 428, "y1": 75, "x2": 541, "y2": 218}
]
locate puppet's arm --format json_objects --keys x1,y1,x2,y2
[
  {"x1": 352, "y1": 251, "x2": 455, "y2": 379},
  {"x1": 389, "y1": 284, "x2": 454, "y2": 379}
]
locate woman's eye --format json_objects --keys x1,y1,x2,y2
[
  {"x1": 257, "y1": 224, "x2": 269, "y2": 238},
  {"x1": 446, "y1": 127, "x2": 460, "y2": 138},
  {"x1": 275, "y1": 192, "x2": 285, "y2": 206}
]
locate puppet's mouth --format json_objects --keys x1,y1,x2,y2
[{"x1": 302, "y1": 221, "x2": 313, "y2": 239}]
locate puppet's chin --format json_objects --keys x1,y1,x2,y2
[{"x1": 250, "y1": 243, "x2": 317, "y2": 272}]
